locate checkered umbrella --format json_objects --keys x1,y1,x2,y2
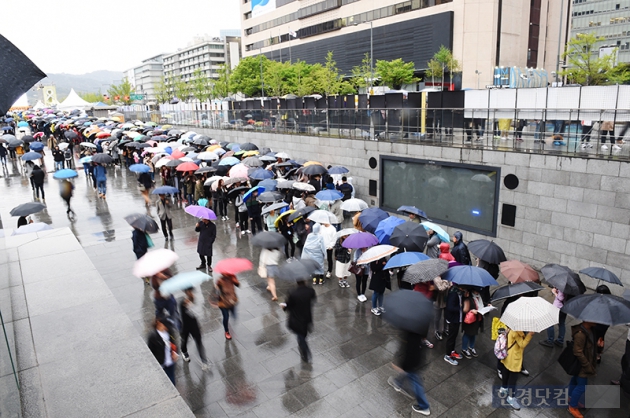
[
  {"x1": 500, "y1": 296, "x2": 559, "y2": 333},
  {"x1": 402, "y1": 259, "x2": 449, "y2": 285}
]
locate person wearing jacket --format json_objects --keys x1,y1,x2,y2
[
  {"x1": 369, "y1": 258, "x2": 388, "y2": 316},
  {"x1": 320, "y1": 222, "x2": 337, "y2": 280},
  {"x1": 147, "y1": 316, "x2": 178, "y2": 385},
  {"x1": 31, "y1": 165, "x2": 46, "y2": 201},
  {"x1": 388, "y1": 331, "x2": 431, "y2": 415},
  {"x1": 156, "y1": 194, "x2": 174, "y2": 240},
  {"x1": 52, "y1": 146, "x2": 65, "y2": 170},
  {"x1": 330, "y1": 199, "x2": 344, "y2": 231},
  {"x1": 179, "y1": 288, "x2": 209, "y2": 370},
  {"x1": 195, "y1": 218, "x2": 216, "y2": 271},
  {"x1": 334, "y1": 236, "x2": 352, "y2": 288},
  {"x1": 184, "y1": 174, "x2": 195, "y2": 205},
  {"x1": 461, "y1": 289, "x2": 484, "y2": 358},
  {"x1": 94, "y1": 163, "x2": 107, "y2": 199},
  {"x1": 215, "y1": 273, "x2": 240, "y2": 340},
  {"x1": 540, "y1": 287, "x2": 566, "y2": 348},
  {"x1": 282, "y1": 279, "x2": 317, "y2": 362},
  {"x1": 499, "y1": 329, "x2": 535, "y2": 410},
  {"x1": 450, "y1": 231, "x2": 471, "y2": 265},
  {"x1": 246, "y1": 190, "x2": 263, "y2": 234},
  {"x1": 235, "y1": 191, "x2": 250, "y2": 234},
  {"x1": 438, "y1": 242, "x2": 455, "y2": 261},
  {"x1": 444, "y1": 286, "x2": 464, "y2": 365},
  {"x1": 567, "y1": 322, "x2": 597, "y2": 418},
  {"x1": 194, "y1": 176, "x2": 205, "y2": 204},
  {"x1": 212, "y1": 179, "x2": 227, "y2": 221},
  {"x1": 425, "y1": 229, "x2": 440, "y2": 259},
  {"x1": 302, "y1": 223, "x2": 327, "y2": 285},
  {"x1": 279, "y1": 217, "x2": 295, "y2": 259},
  {"x1": 138, "y1": 171, "x2": 153, "y2": 207},
  {"x1": 353, "y1": 247, "x2": 371, "y2": 302}
]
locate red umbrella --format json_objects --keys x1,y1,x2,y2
[
  {"x1": 176, "y1": 162, "x2": 200, "y2": 172},
  {"x1": 96, "y1": 132, "x2": 111, "y2": 139},
  {"x1": 214, "y1": 258, "x2": 253, "y2": 276},
  {"x1": 171, "y1": 149, "x2": 185, "y2": 159}
]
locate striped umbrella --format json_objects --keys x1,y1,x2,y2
[
  {"x1": 356, "y1": 245, "x2": 398, "y2": 265},
  {"x1": 402, "y1": 259, "x2": 449, "y2": 285},
  {"x1": 500, "y1": 296, "x2": 559, "y2": 333}
]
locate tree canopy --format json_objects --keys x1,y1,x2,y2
[
  {"x1": 560, "y1": 32, "x2": 617, "y2": 86},
  {"x1": 375, "y1": 58, "x2": 417, "y2": 90},
  {"x1": 107, "y1": 78, "x2": 134, "y2": 105}
]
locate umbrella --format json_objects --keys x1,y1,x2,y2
[
  {"x1": 196, "y1": 166, "x2": 216, "y2": 174},
  {"x1": 427, "y1": 176, "x2": 448, "y2": 188},
  {"x1": 184, "y1": 205, "x2": 217, "y2": 220},
  {"x1": 165, "y1": 159, "x2": 183, "y2": 167},
  {"x1": 328, "y1": 166, "x2": 349, "y2": 174},
  {"x1": 579, "y1": 267, "x2": 623, "y2": 286},
  {"x1": 307, "y1": 210, "x2": 336, "y2": 224},
  {"x1": 384, "y1": 252, "x2": 430, "y2": 270},
  {"x1": 293, "y1": 182, "x2": 316, "y2": 192},
  {"x1": 226, "y1": 185, "x2": 249, "y2": 198},
  {"x1": 224, "y1": 177, "x2": 247, "y2": 186},
  {"x1": 21, "y1": 151, "x2": 43, "y2": 161},
  {"x1": 500, "y1": 260, "x2": 540, "y2": 284},
  {"x1": 214, "y1": 258, "x2": 253, "y2": 276},
  {"x1": 382, "y1": 290, "x2": 434, "y2": 335},
  {"x1": 442, "y1": 265, "x2": 499, "y2": 287},
  {"x1": 468, "y1": 239, "x2": 507, "y2": 264},
  {"x1": 274, "y1": 210, "x2": 295, "y2": 228},
  {"x1": 340, "y1": 198, "x2": 368, "y2": 212},
  {"x1": 79, "y1": 142, "x2": 96, "y2": 148},
  {"x1": 65, "y1": 131, "x2": 78, "y2": 140},
  {"x1": 52, "y1": 169, "x2": 78, "y2": 179},
  {"x1": 79, "y1": 156, "x2": 92, "y2": 164},
  {"x1": 287, "y1": 206, "x2": 316, "y2": 222},
  {"x1": 258, "y1": 179, "x2": 277, "y2": 191},
  {"x1": 242, "y1": 156, "x2": 263, "y2": 167},
  {"x1": 29, "y1": 142, "x2": 44, "y2": 151},
  {"x1": 11, "y1": 222, "x2": 53, "y2": 235},
  {"x1": 358, "y1": 208, "x2": 389, "y2": 234},
  {"x1": 342, "y1": 232, "x2": 379, "y2": 249},
  {"x1": 229, "y1": 163, "x2": 249, "y2": 178},
  {"x1": 176, "y1": 162, "x2": 199, "y2": 172},
  {"x1": 334, "y1": 228, "x2": 359, "y2": 241},
  {"x1": 541, "y1": 264, "x2": 586, "y2": 296},
  {"x1": 124, "y1": 213, "x2": 159, "y2": 233},
  {"x1": 277, "y1": 258, "x2": 320, "y2": 282},
  {"x1": 129, "y1": 164, "x2": 150, "y2": 173},
  {"x1": 91, "y1": 154, "x2": 114, "y2": 164},
  {"x1": 397, "y1": 205, "x2": 430, "y2": 220},
  {"x1": 243, "y1": 186, "x2": 264, "y2": 201},
  {"x1": 158, "y1": 271, "x2": 212, "y2": 296},
  {"x1": 249, "y1": 168, "x2": 274, "y2": 180},
  {"x1": 275, "y1": 152, "x2": 290, "y2": 159},
  {"x1": 261, "y1": 201, "x2": 288, "y2": 215},
  {"x1": 389, "y1": 221, "x2": 429, "y2": 252},
  {"x1": 259, "y1": 155, "x2": 277, "y2": 162},
  {"x1": 374, "y1": 216, "x2": 406, "y2": 245},
  {"x1": 152, "y1": 186, "x2": 179, "y2": 195},
  {"x1": 276, "y1": 180, "x2": 295, "y2": 189},
  {"x1": 219, "y1": 157, "x2": 240, "y2": 166},
  {"x1": 403, "y1": 259, "x2": 449, "y2": 284},
  {"x1": 562, "y1": 294, "x2": 630, "y2": 326},
  {"x1": 315, "y1": 190, "x2": 343, "y2": 201},
  {"x1": 240, "y1": 142, "x2": 259, "y2": 151},
  {"x1": 197, "y1": 152, "x2": 218, "y2": 161},
  {"x1": 501, "y1": 296, "x2": 559, "y2": 332},
  {"x1": 10, "y1": 202, "x2": 46, "y2": 216},
  {"x1": 302, "y1": 164, "x2": 328, "y2": 175},
  {"x1": 420, "y1": 221, "x2": 449, "y2": 242},
  {"x1": 251, "y1": 231, "x2": 287, "y2": 249},
  {"x1": 356, "y1": 244, "x2": 398, "y2": 265},
  {"x1": 133, "y1": 249, "x2": 179, "y2": 278},
  {"x1": 490, "y1": 282, "x2": 544, "y2": 302},
  {"x1": 7, "y1": 138, "x2": 23, "y2": 148}
]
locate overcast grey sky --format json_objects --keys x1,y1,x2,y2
[{"x1": 3, "y1": 0, "x2": 241, "y2": 75}]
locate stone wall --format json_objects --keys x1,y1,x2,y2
[{"x1": 198, "y1": 128, "x2": 630, "y2": 287}]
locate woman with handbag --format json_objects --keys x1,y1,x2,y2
[
  {"x1": 499, "y1": 329, "x2": 535, "y2": 410},
  {"x1": 259, "y1": 247, "x2": 281, "y2": 301},
  {"x1": 368, "y1": 258, "x2": 388, "y2": 316},
  {"x1": 215, "y1": 273, "x2": 240, "y2": 340},
  {"x1": 333, "y1": 236, "x2": 352, "y2": 288},
  {"x1": 351, "y1": 247, "x2": 370, "y2": 302},
  {"x1": 461, "y1": 289, "x2": 484, "y2": 359}
]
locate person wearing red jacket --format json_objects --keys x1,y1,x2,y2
[{"x1": 438, "y1": 242, "x2": 455, "y2": 262}]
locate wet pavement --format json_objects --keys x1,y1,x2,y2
[{"x1": 1, "y1": 152, "x2": 628, "y2": 417}]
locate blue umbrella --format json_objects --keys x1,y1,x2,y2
[
  {"x1": 316, "y1": 189, "x2": 343, "y2": 201},
  {"x1": 398, "y1": 205, "x2": 430, "y2": 220},
  {"x1": 21, "y1": 152, "x2": 42, "y2": 161},
  {"x1": 4, "y1": 118, "x2": 14, "y2": 122},
  {"x1": 219, "y1": 157, "x2": 240, "y2": 166},
  {"x1": 80, "y1": 156, "x2": 92, "y2": 164},
  {"x1": 129, "y1": 164, "x2": 150, "y2": 173},
  {"x1": 29, "y1": 142, "x2": 44, "y2": 151},
  {"x1": 421, "y1": 221, "x2": 449, "y2": 242},
  {"x1": 249, "y1": 168, "x2": 275, "y2": 180},
  {"x1": 358, "y1": 207, "x2": 389, "y2": 234},
  {"x1": 384, "y1": 252, "x2": 430, "y2": 270},
  {"x1": 258, "y1": 179, "x2": 277, "y2": 191},
  {"x1": 244, "y1": 185, "x2": 265, "y2": 201},
  {"x1": 441, "y1": 265, "x2": 499, "y2": 287},
  {"x1": 152, "y1": 186, "x2": 179, "y2": 195},
  {"x1": 158, "y1": 271, "x2": 212, "y2": 296},
  {"x1": 17, "y1": 121, "x2": 29, "y2": 127},
  {"x1": 328, "y1": 166, "x2": 349, "y2": 174},
  {"x1": 1, "y1": 126, "x2": 12, "y2": 131},
  {"x1": 374, "y1": 216, "x2": 406, "y2": 245},
  {"x1": 52, "y1": 169, "x2": 78, "y2": 179}
]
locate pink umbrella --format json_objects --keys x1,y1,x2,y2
[
  {"x1": 215, "y1": 258, "x2": 253, "y2": 276},
  {"x1": 229, "y1": 163, "x2": 249, "y2": 179},
  {"x1": 171, "y1": 149, "x2": 185, "y2": 159},
  {"x1": 133, "y1": 249, "x2": 179, "y2": 278},
  {"x1": 176, "y1": 162, "x2": 200, "y2": 172}
]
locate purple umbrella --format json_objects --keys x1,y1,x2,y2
[
  {"x1": 342, "y1": 232, "x2": 379, "y2": 249},
  {"x1": 184, "y1": 205, "x2": 217, "y2": 220}
]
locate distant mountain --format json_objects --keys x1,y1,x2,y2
[{"x1": 45, "y1": 70, "x2": 125, "y2": 101}]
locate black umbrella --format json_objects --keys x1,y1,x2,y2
[
  {"x1": 262, "y1": 201, "x2": 288, "y2": 215},
  {"x1": 21, "y1": 135, "x2": 35, "y2": 143},
  {"x1": 579, "y1": 267, "x2": 623, "y2": 286},
  {"x1": 257, "y1": 191, "x2": 284, "y2": 203},
  {"x1": 227, "y1": 186, "x2": 249, "y2": 198},
  {"x1": 402, "y1": 259, "x2": 449, "y2": 285},
  {"x1": 240, "y1": 142, "x2": 258, "y2": 151},
  {"x1": 382, "y1": 290, "x2": 434, "y2": 335},
  {"x1": 124, "y1": 213, "x2": 159, "y2": 233},
  {"x1": 468, "y1": 239, "x2": 507, "y2": 264},
  {"x1": 302, "y1": 164, "x2": 328, "y2": 176},
  {"x1": 541, "y1": 264, "x2": 586, "y2": 296},
  {"x1": 562, "y1": 294, "x2": 630, "y2": 326},
  {"x1": 389, "y1": 221, "x2": 429, "y2": 252},
  {"x1": 10, "y1": 202, "x2": 46, "y2": 216},
  {"x1": 165, "y1": 159, "x2": 183, "y2": 167},
  {"x1": 288, "y1": 206, "x2": 316, "y2": 222},
  {"x1": 8, "y1": 138, "x2": 23, "y2": 148},
  {"x1": 215, "y1": 165, "x2": 230, "y2": 176},
  {"x1": 195, "y1": 166, "x2": 216, "y2": 174},
  {"x1": 276, "y1": 180, "x2": 295, "y2": 189},
  {"x1": 91, "y1": 154, "x2": 113, "y2": 164},
  {"x1": 193, "y1": 138, "x2": 209, "y2": 146},
  {"x1": 490, "y1": 282, "x2": 544, "y2": 302},
  {"x1": 64, "y1": 131, "x2": 78, "y2": 140},
  {"x1": 275, "y1": 162, "x2": 294, "y2": 168},
  {"x1": 277, "y1": 258, "x2": 320, "y2": 282},
  {"x1": 251, "y1": 231, "x2": 287, "y2": 249}
]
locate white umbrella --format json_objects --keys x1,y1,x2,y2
[
  {"x1": 293, "y1": 182, "x2": 315, "y2": 192},
  {"x1": 155, "y1": 157, "x2": 172, "y2": 168},
  {"x1": 357, "y1": 244, "x2": 398, "y2": 265},
  {"x1": 197, "y1": 152, "x2": 219, "y2": 161},
  {"x1": 58, "y1": 143, "x2": 69, "y2": 150},
  {"x1": 79, "y1": 142, "x2": 96, "y2": 148},
  {"x1": 307, "y1": 210, "x2": 336, "y2": 224},
  {"x1": 500, "y1": 296, "x2": 559, "y2": 333},
  {"x1": 275, "y1": 152, "x2": 290, "y2": 159},
  {"x1": 340, "y1": 198, "x2": 368, "y2": 212},
  {"x1": 11, "y1": 222, "x2": 53, "y2": 235},
  {"x1": 204, "y1": 175, "x2": 224, "y2": 186},
  {"x1": 133, "y1": 249, "x2": 180, "y2": 278},
  {"x1": 334, "y1": 228, "x2": 359, "y2": 241}
]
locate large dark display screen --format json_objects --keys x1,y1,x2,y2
[{"x1": 380, "y1": 156, "x2": 500, "y2": 236}]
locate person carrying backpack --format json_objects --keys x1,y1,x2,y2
[{"x1": 495, "y1": 328, "x2": 534, "y2": 411}]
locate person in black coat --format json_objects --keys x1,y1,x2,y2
[
  {"x1": 179, "y1": 288, "x2": 208, "y2": 369},
  {"x1": 131, "y1": 227, "x2": 148, "y2": 259},
  {"x1": 444, "y1": 286, "x2": 464, "y2": 365},
  {"x1": 195, "y1": 218, "x2": 216, "y2": 271},
  {"x1": 147, "y1": 316, "x2": 178, "y2": 385},
  {"x1": 31, "y1": 165, "x2": 46, "y2": 200},
  {"x1": 450, "y1": 231, "x2": 471, "y2": 265},
  {"x1": 389, "y1": 331, "x2": 431, "y2": 415},
  {"x1": 369, "y1": 258, "x2": 388, "y2": 316},
  {"x1": 282, "y1": 280, "x2": 317, "y2": 362}
]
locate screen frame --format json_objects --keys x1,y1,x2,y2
[{"x1": 379, "y1": 155, "x2": 501, "y2": 237}]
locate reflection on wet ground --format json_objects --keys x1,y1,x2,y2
[{"x1": 1, "y1": 153, "x2": 628, "y2": 417}]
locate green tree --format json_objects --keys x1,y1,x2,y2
[
  {"x1": 78, "y1": 91, "x2": 106, "y2": 103},
  {"x1": 287, "y1": 60, "x2": 318, "y2": 96},
  {"x1": 424, "y1": 58, "x2": 443, "y2": 86},
  {"x1": 229, "y1": 55, "x2": 270, "y2": 97},
  {"x1": 191, "y1": 67, "x2": 213, "y2": 103},
  {"x1": 351, "y1": 53, "x2": 372, "y2": 92},
  {"x1": 425, "y1": 46, "x2": 460, "y2": 89},
  {"x1": 154, "y1": 76, "x2": 171, "y2": 104},
  {"x1": 375, "y1": 58, "x2": 418, "y2": 90},
  {"x1": 560, "y1": 33, "x2": 617, "y2": 86},
  {"x1": 312, "y1": 51, "x2": 343, "y2": 96},
  {"x1": 214, "y1": 64, "x2": 231, "y2": 98},
  {"x1": 107, "y1": 78, "x2": 134, "y2": 105},
  {"x1": 607, "y1": 62, "x2": 630, "y2": 85},
  {"x1": 173, "y1": 76, "x2": 190, "y2": 102},
  {"x1": 265, "y1": 60, "x2": 297, "y2": 97}
]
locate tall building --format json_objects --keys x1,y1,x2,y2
[
  {"x1": 162, "y1": 34, "x2": 242, "y2": 88},
  {"x1": 126, "y1": 54, "x2": 165, "y2": 101},
  {"x1": 570, "y1": 0, "x2": 630, "y2": 63},
  {"x1": 240, "y1": 0, "x2": 569, "y2": 89}
]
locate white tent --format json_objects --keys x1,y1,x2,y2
[
  {"x1": 11, "y1": 93, "x2": 29, "y2": 108},
  {"x1": 58, "y1": 88, "x2": 90, "y2": 110},
  {"x1": 33, "y1": 100, "x2": 46, "y2": 110}
]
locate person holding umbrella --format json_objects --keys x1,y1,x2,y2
[
  {"x1": 94, "y1": 163, "x2": 107, "y2": 199},
  {"x1": 444, "y1": 285, "x2": 465, "y2": 365},
  {"x1": 31, "y1": 164, "x2": 46, "y2": 202},
  {"x1": 369, "y1": 256, "x2": 389, "y2": 316},
  {"x1": 334, "y1": 235, "x2": 352, "y2": 288},
  {"x1": 138, "y1": 170, "x2": 154, "y2": 208},
  {"x1": 450, "y1": 231, "x2": 471, "y2": 265},
  {"x1": 259, "y1": 246, "x2": 282, "y2": 301},
  {"x1": 279, "y1": 215, "x2": 296, "y2": 259},
  {"x1": 60, "y1": 179, "x2": 75, "y2": 217},
  {"x1": 246, "y1": 189, "x2": 263, "y2": 234},
  {"x1": 215, "y1": 273, "x2": 240, "y2": 340},
  {"x1": 179, "y1": 288, "x2": 209, "y2": 370},
  {"x1": 212, "y1": 178, "x2": 227, "y2": 221},
  {"x1": 235, "y1": 189, "x2": 250, "y2": 234},
  {"x1": 540, "y1": 286, "x2": 567, "y2": 348},
  {"x1": 0, "y1": 143, "x2": 7, "y2": 167},
  {"x1": 195, "y1": 217, "x2": 216, "y2": 272},
  {"x1": 156, "y1": 194, "x2": 175, "y2": 240},
  {"x1": 352, "y1": 248, "x2": 370, "y2": 302},
  {"x1": 425, "y1": 229, "x2": 440, "y2": 258},
  {"x1": 52, "y1": 145, "x2": 65, "y2": 171}
]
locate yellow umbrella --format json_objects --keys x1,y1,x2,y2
[
  {"x1": 207, "y1": 144, "x2": 222, "y2": 152},
  {"x1": 243, "y1": 150, "x2": 259, "y2": 157},
  {"x1": 111, "y1": 116, "x2": 122, "y2": 122},
  {"x1": 162, "y1": 124, "x2": 173, "y2": 129},
  {"x1": 304, "y1": 161, "x2": 323, "y2": 167},
  {"x1": 274, "y1": 210, "x2": 295, "y2": 228}
]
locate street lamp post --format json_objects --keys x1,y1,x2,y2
[
  {"x1": 354, "y1": 21, "x2": 374, "y2": 94},
  {"x1": 475, "y1": 70, "x2": 482, "y2": 89}
]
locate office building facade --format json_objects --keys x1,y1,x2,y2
[{"x1": 126, "y1": 54, "x2": 164, "y2": 102}]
